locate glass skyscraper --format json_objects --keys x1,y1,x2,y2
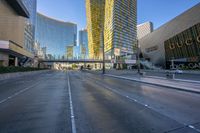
[
  {"x1": 86, "y1": 0, "x2": 105, "y2": 59},
  {"x1": 104, "y1": 0, "x2": 137, "y2": 59},
  {"x1": 22, "y1": 0, "x2": 37, "y2": 54},
  {"x1": 79, "y1": 29, "x2": 89, "y2": 59},
  {"x1": 36, "y1": 13, "x2": 77, "y2": 59},
  {"x1": 86, "y1": 0, "x2": 137, "y2": 60}
]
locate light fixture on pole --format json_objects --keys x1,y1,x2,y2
[
  {"x1": 137, "y1": 39, "x2": 141, "y2": 74},
  {"x1": 100, "y1": 24, "x2": 105, "y2": 74}
]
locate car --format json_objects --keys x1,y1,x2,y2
[
  {"x1": 174, "y1": 69, "x2": 183, "y2": 74},
  {"x1": 165, "y1": 69, "x2": 183, "y2": 74}
]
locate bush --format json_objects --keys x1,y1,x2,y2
[{"x1": 0, "y1": 67, "x2": 48, "y2": 74}]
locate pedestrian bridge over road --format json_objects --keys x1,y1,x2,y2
[{"x1": 39, "y1": 59, "x2": 111, "y2": 63}]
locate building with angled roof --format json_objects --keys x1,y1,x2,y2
[{"x1": 140, "y1": 3, "x2": 200, "y2": 69}]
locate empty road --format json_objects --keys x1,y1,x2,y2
[{"x1": 0, "y1": 70, "x2": 199, "y2": 133}]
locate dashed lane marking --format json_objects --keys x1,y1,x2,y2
[
  {"x1": 67, "y1": 72, "x2": 77, "y2": 133},
  {"x1": 90, "y1": 78, "x2": 200, "y2": 133}
]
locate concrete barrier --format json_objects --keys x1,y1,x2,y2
[{"x1": 0, "y1": 70, "x2": 50, "y2": 81}]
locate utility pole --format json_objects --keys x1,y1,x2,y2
[
  {"x1": 171, "y1": 57, "x2": 174, "y2": 70},
  {"x1": 137, "y1": 39, "x2": 141, "y2": 74},
  {"x1": 101, "y1": 25, "x2": 105, "y2": 74},
  {"x1": 102, "y1": 30, "x2": 105, "y2": 74}
]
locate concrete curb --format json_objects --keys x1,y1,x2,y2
[
  {"x1": 145, "y1": 75, "x2": 200, "y2": 84},
  {"x1": 143, "y1": 70, "x2": 200, "y2": 75},
  {"x1": 105, "y1": 74, "x2": 200, "y2": 95},
  {"x1": 0, "y1": 70, "x2": 50, "y2": 81}
]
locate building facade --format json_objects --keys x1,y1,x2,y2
[
  {"x1": 79, "y1": 29, "x2": 88, "y2": 59},
  {"x1": 104, "y1": 0, "x2": 137, "y2": 60},
  {"x1": 36, "y1": 13, "x2": 77, "y2": 60},
  {"x1": 137, "y1": 21, "x2": 153, "y2": 39},
  {"x1": 0, "y1": 0, "x2": 34, "y2": 66},
  {"x1": 164, "y1": 23, "x2": 200, "y2": 69},
  {"x1": 86, "y1": 0, "x2": 137, "y2": 60},
  {"x1": 139, "y1": 3, "x2": 200, "y2": 69},
  {"x1": 86, "y1": 0, "x2": 105, "y2": 59},
  {"x1": 22, "y1": 0, "x2": 37, "y2": 54},
  {"x1": 73, "y1": 45, "x2": 81, "y2": 59}
]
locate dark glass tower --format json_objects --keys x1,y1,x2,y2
[{"x1": 22, "y1": 0, "x2": 37, "y2": 54}]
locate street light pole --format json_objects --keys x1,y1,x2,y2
[
  {"x1": 137, "y1": 39, "x2": 141, "y2": 74},
  {"x1": 102, "y1": 27, "x2": 105, "y2": 74}
]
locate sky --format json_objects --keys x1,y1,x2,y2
[{"x1": 37, "y1": 0, "x2": 200, "y2": 31}]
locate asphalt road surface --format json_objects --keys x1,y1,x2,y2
[{"x1": 0, "y1": 70, "x2": 200, "y2": 133}]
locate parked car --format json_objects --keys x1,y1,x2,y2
[
  {"x1": 174, "y1": 69, "x2": 183, "y2": 74},
  {"x1": 165, "y1": 69, "x2": 183, "y2": 74}
]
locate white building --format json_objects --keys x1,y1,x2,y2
[{"x1": 137, "y1": 21, "x2": 153, "y2": 39}]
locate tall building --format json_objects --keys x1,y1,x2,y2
[
  {"x1": 36, "y1": 13, "x2": 77, "y2": 59},
  {"x1": 22, "y1": 0, "x2": 37, "y2": 54},
  {"x1": 86, "y1": 0, "x2": 105, "y2": 59},
  {"x1": 104, "y1": 0, "x2": 137, "y2": 59},
  {"x1": 73, "y1": 45, "x2": 81, "y2": 59},
  {"x1": 0, "y1": 0, "x2": 35, "y2": 66},
  {"x1": 86, "y1": 0, "x2": 137, "y2": 60},
  {"x1": 137, "y1": 21, "x2": 153, "y2": 39},
  {"x1": 79, "y1": 29, "x2": 88, "y2": 59},
  {"x1": 66, "y1": 46, "x2": 74, "y2": 59}
]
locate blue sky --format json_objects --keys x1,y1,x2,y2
[{"x1": 37, "y1": 0, "x2": 200, "y2": 31}]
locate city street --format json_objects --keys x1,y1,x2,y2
[{"x1": 0, "y1": 71, "x2": 200, "y2": 133}]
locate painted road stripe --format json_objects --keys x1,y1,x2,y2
[
  {"x1": 92, "y1": 79, "x2": 200, "y2": 133},
  {"x1": 188, "y1": 125, "x2": 200, "y2": 132},
  {"x1": 0, "y1": 82, "x2": 40, "y2": 105},
  {"x1": 67, "y1": 72, "x2": 77, "y2": 133}
]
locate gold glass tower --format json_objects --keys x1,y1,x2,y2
[
  {"x1": 86, "y1": 0, "x2": 137, "y2": 60},
  {"x1": 104, "y1": 0, "x2": 137, "y2": 59},
  {"x1": 86, "y1": 0, "x2": 105, "y2": 59}
]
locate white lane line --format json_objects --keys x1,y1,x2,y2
[
  {"x1": 188, "y1": 125, "x2": 200, "y2": 132},
  {"x1": 67, "y1": 72, "x2": 77, "y2": 133},
  {"x1": 84, "y1": 75, "x2": 200, "y2": 132},
  {"x1": 0, "y1": 82, "x2": 40, "y2": 105},
  {"x1": 94, "y1": 80, "x2": 200, "y2": 133}
]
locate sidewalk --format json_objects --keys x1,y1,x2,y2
[
  {"x1": 104, "y1": 74, "x2": 200, "y2": 94},
  {"x1": 84, "y1": 70, "x2": 200, "y2": 94}
]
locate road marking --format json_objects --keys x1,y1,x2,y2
[
  {"x1": 90, "y1": 78, "x2": 200, "y2": 133},
  {"x1": 67, "y1": 72, "x2": 77, "y2": 133},
  {"x1": 0, "y1": 82, "x2": 40, "y2": 105},
  {"x1": 146, "y1": 75, "x2": 167, "y2": 80},
  {"x1": 188, "y1": 125, "x2": 200, "y2": 132}
]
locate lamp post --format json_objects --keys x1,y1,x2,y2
[
  {"x1": 101, "y1": 25, "x2": 105, "y2": 74},
  {"x1": 137, "y1": 39, "x2": 141, "y2": 74},
  {"x1": 171, "y1": 57, "x2": 174, "y2": 70},
  {"x1": 102, "y1": 30, "x2": 105, "y2": 74}
]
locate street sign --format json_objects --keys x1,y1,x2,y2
[{"x1": 125, "y1": 59, "x2": 136, "y2": 64}]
